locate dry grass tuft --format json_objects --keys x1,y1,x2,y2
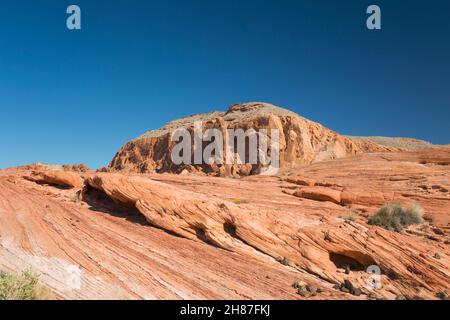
[
  {"x1": 368, "y1": 202, "x2": 424, "y2": 232},
  {"x1": 0, "y1": 269, "x2": 53, "y2": 300}
]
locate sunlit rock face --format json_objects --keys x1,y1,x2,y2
[{"x1": 108, "y1": 102, "x2": 394, "y2": 176}]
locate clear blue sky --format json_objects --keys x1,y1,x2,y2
[{"x1": 1, "y1": 0, "x2": 449, "y2": 169}]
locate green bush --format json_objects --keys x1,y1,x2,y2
[
  {"x1": 0, "y1": 269, "x2": 52, "y2": 300},
  {"x1": 368, "y1": 202, "x2": 424, "y2": 232}
]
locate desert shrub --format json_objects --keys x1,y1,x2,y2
[
  {"x1": 0, "y1": 269, "x2": 52, "y2": 300},
  {"x1": 368, "y1": 202, "x2": 424, "y2": 232}
]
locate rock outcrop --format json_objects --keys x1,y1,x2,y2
[
  {"x1": 108, "y1": 102, "x2": 394, "y2": 176},
  {"x1": 83, "y1": 168, "x2": 450, "y2": 299},
  {"x1": 25, "y1": 170, "x2": 84, "y2": 189},
  {"x1": 0, "y1": 147, "x2": 449, "y2": 299}
]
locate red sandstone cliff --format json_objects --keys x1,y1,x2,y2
[{"x1": 108, "y1": 102, "x2": 394, "y2": 176}]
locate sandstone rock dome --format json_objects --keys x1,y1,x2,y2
[{"x1": 109, "y1": 102, "x2": 393, "y2": 176}]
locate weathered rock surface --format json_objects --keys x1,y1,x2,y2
[
  {"x1": 108, "y1": 102, "x2": 394, "y2": 176},
  {"x1": 24, "y1": 170, "x2": 84, "y2": 189},
  {"x1": 0, "y1": 146, "x2": 449, "y2": 300},
  {"x1": 294, "y1": 186, "x2": 342, "y2": 204},
  {"x1": 0, "y1": 169, "x2": 305, "y2": 300},
  {"x1": 83, "y1": 162, "x2": 450, "y2": 300}
]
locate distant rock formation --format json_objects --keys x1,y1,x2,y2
[
  {"x1": 109, "y1": 102, "x2": 394, "y2": 176},
  {"x1": 16, "y1": 162, "x2": 91, "y2": 173},
  {"x1": 346, "y1": 136, "x2": 441, "y2": 150}
]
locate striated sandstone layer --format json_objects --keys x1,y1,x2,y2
[
  {"x1": 0, "y1": 147, "x2": 449, "y2": 300},
  {"x1": 24, "y1": 170, "x2": 84, "y2": 189},
  {"x1": 108, "y1": 102, "x2": 394, "y2": 176}
]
